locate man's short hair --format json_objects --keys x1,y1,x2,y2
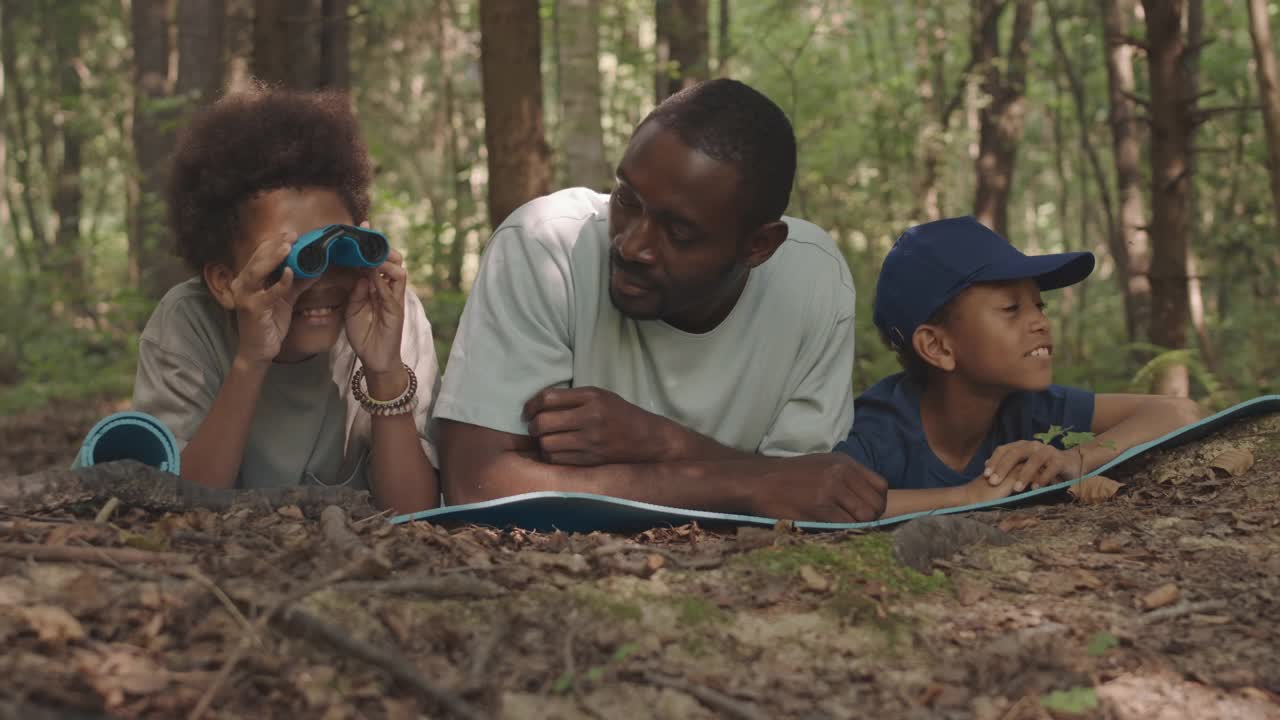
[
  {"x1": 167, "y1": 86, "x2": 372, "y2": 272},
  {"x1": 641, "y1": 79, "x2": 796, "y2": 232}
]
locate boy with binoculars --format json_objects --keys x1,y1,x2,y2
[{"x1": 133, "y1": 88, "x2": 440, "y2": 514}]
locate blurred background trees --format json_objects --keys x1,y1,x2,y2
[{"x1": 1, "y1": 0, "x2": 1277, "y2": 413}]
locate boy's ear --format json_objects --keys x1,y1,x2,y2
[
  {"x1": 742, "y1": 220, "x2": 788, "y2": 268},
  {"x1": 912, "y1": 324, "x2": 956, "y2": 372},
  {"x1": 203, "y1": 263, "x2": 238, "y2": 311}
]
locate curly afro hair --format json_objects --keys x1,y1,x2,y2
[{"x1": 167, "y1": 87, "x2": 372, "y2": 271}]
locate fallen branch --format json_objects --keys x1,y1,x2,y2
[
  {"x1": 1133, "y1": 599, "x2": 1229, "y2": 626},
  {"x1": 188, "y1": 558, "x2": 377, "y2": 720},
  {"x1": 281, "y1": 606, "x2": 485, "y2": 720},
  {"x1": 633, "y1": 672, "x2": 769, "y2": 720},
  {"x1": 343, "y1": 573, "x2": 506, "y2": 599},
  {"x1": 0, "y1": 541, "x2": 191, "y2": 566},
  {"x1": 0, "y1": 461, "x2": 377, "y2": 519}
]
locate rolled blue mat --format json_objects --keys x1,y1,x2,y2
[{"x1": 73, "y1": 411, "x2": 180, "y2": 475}]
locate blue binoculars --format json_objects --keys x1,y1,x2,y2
[{"x1": 279, "y1": 224, "x2": 390, "y2": 280}]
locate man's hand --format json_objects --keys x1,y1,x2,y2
[
  {"x1": 346, "y1": 248, "x2": 408, "y2": 376},
  {"x1": 231, "y1": 233, "x2": 316, "y2": 364},
  {"x1": 982, "y1": 440, "x2": 1083, "y2": 492},
  {"x1": 522, "y1": 386, "x2": 679, "y2": 465},
  {"x1": 752, "y1": 453, "x2": 888, "y2": 523}
]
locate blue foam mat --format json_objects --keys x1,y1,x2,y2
[
  {"x1": 392, "y1": 395, "x2": 1280, "y2": 533},
  {"x1": 73, "y1": 411, "x2": 181, "y2": 475}
]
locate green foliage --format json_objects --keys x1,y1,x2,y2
[
  {"x1": 1032, "y1": 425, "x2": 1113, "y2": 451},
  {"x1": 1128, "y1": 346, "x2": 1225, "y2": 405},
  {"x1": 1086, "y1": 631, "x2": 1120, "y2": 657},
  {"x1": 737, "y1": 534, "x2": 948, "y2": 595},
  {"x1": 1040, "y1": 686, "x2": 1099, "y2": 715}
]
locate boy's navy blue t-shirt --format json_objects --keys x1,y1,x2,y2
[{"x1": 834, "y1": 373, "x2": 1095, "y2": 490}]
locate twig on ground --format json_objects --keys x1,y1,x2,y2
[
  {"x1": 94, "y1": 497, "x2": 121, "y2": 524},
  {"x1": 0, "y1": 542, "x2": 191, "y2": 566},
  {"x1": 353, "y1": 507, "x2": 395, "y2": 526},
  {"x1": 633, "y1": 672, "x2": 769, "y2": 720},
  {"x1": 182, "y1": 567, "x2": 259, "y2": 643},
  {"x1": 188, "y1": 558, "x2": 373, "y2": 720},
  {"x1": 281, "y1": 606, "x2": 485, "y2": 720},
  {"x1": 466, "y1": 612, "x2": 510, "y2": 690},
  {"x1": 320, "y1": 505, "x2": 368, "y2": 556},
  {"x1": 1133, "y1": 599, "x2": 1229, "y2": 626},
  {"x1": 343, "y1": 573, "x2": 506, "y2": 599},
  {"x1": 591, "y1": 541, "x2": 723, "y2": 570}
]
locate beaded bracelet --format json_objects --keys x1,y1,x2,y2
[{"x1": 351, "y1": 363, "x2": 418, "y2": 416}]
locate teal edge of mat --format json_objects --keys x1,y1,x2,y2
[
  {"x1": 72, "y1": 410, "x2": 182, "y2": 475},
  {"x1": 391, "y1": 394, "x2": 1280, "y2": 531}
]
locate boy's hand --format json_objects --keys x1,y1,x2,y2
[
  {"x1": 983, "y1": 441, "x2": 1083, "y2": 492},
  {"x1": 345, "y1": 248, "x2": 408, "y2": 376},
  {"x1": 231, "y1": 233, "x2": 313, "y2": 364}
]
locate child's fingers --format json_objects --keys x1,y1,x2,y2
[
  {"x1": 384, "y1": 248, "x2": 404, "y2": 266},
  {"x1": 988, "y1": 443, "x2": 1033, "y2": 486}
]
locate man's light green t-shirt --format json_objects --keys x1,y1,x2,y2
[
  {"x1": 133, "y1": 277, "x2": 440, "y2": 490},
  {"x1": 434, "y1": 188, "x2": 856, "y2": 456}
]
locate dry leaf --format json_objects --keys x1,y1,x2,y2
[
  {"x1": 645, "y1": 553, "x2": 666, "y2": 574},
  {"x1": 1208, "y1": 447, "x2": 1254, "y2": 478},
  {"x1": 1141, "y1": 583, "x2": 1180, "y2": 610},
  {"x1": 276, "y1": 505, "x2": 305, "y2": 520},
  {"x1": 1068, "y1": 475, "x2": 1124, "y2": 504},
  {"x1": 798, "y1": 565, "x2": 830, "y2": 593},
  {"x1": 1097, "y1": 534, "x2": 1131, "y2": 553},
  {"x1": 21, "y1": 605, "x2": 85, "y2": 643},
  {"x1": 997, "y1": 514, "x2": 1041, "y2": 532}
]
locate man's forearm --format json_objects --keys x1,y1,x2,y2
[
  {"x1": 447, "y1": 451, "x2": 772, "y2": 514},
  {"x1": 660, "y1": 419, "x2": 755, "y2": 462},
  {"x1": 181, "y1": 355, "x2": 267, "y2": 489}
]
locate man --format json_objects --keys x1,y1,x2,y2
[{"x1": 434, "y1": 79, "x2": 886, "y2": 522}]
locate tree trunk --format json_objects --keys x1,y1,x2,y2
[
  {"x1": 176, "y1": 0, "x2": 226, "y2": 104},
  {"x1": 913, "y1": 0, "x2": 942, "y2": 221},
  {"x1": 479, "y1": 0, "x2": 552, "y2": 231},
  {"x1": 131, "y1": 0, "x2": 190, "y2": 301},
  {"x1": 972, "y1": 0, "x2": 1034, "y2": 237},
  {"x1": 439, "y1": 0, "x2": 473, "y2": 292},
  {"x1": 717, "y1": 0, "x2": 730, "y2": 77},
  {"x1": 1100, "y1": 0, "x2": 1152, "y2": 343},
  {"x1": 654, "y1": 0, "x2": 709, "y2": 103},
  {"x1": 1142, "y1": 0, "x2": 1195, "y2": 397},
  {"x1": 1247, "y1": 0, "x2": 1280, "y2": 236},
  {"x1": 225, "y1": 0, "x2": 255, "y2": 92},
  {"x1": 253, "y1": 0, "x2": 347, "y2": 90},
  {"x1": 51, "y1": 3, "x2": 86, "y2": 307},
  {"x1": 556, "y1": 0, "x2": 611, "y2": 191}
]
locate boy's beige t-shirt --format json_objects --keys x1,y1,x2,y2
[
  {"x1": 434, "y1": 188, "x2": 856, "y2": 456},
  {"x1": 133, "y1": 277, "x2": 440, "y2": 490}
]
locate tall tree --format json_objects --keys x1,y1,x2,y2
[
  {"x1": 1142, "y1": 0, "x2": 1197, "y2": 396},
  {"x1": 654, "y1": 0, "x2": 709, "y2": 102},
  {"x1": 971, "y1": 0, "x2": 1034, "y2": 237},
  {"x1": 176, "y1": 0, "x2": 227, "y2": 104},
  {"x1": 1247, "y1": 0, "x2": 1280, "y2": 235},
  {"x1": 479, "y1": 0, "x2": 552, "y2": 231},
  {"x1": 130, "y1": 0, "x2": 185, "y2": 300},
  {"x1": 51, "y1": 2, "x2": 87, "y2": 305},
  {"x1": 253, "y1": 0, "x2": 349, "y2": 90},
  {"x1": 556, "y1": 0, "x2": 611, "y2": 190},
  {"x1": 1100, "y1": 0, "x2": 1152, "y2": 342}
]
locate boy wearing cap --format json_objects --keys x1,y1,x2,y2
[{"x1": 836, "y1": 216, "x2": 1203, "y2": 517}]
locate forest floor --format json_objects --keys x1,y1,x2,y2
[{"x1": 0, "y1": 405, "x2": 1278, "y2": 719}]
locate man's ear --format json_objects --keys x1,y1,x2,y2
[
  {"x1": 912, "y1": 324, "x2": 956, "y2": 372},
  {"x1": 203, "y1": 263, "x2": 238, "y2": 310},
  {"x1": 742, "y1": 220, "x2": 788, "y2": 268}
]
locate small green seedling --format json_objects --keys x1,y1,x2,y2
[
  {"x1": 1034, "y1": 425, "x2": 1117, "y2": 451},
  {"x1": 1040, "y1": 686, "x2": 1099, "y2": 715},
  {"x1": 1086, "y1": 631, "x2": 1119, "y2": 657}
]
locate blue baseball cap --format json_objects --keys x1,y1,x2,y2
[{"x1": 873, "y1": 216, "x2": 1095, "y2": 349}]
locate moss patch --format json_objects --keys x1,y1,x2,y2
[{"x1": 735, "y1": 534, "x2": 947, "y2": 595}]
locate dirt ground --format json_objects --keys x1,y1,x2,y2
[{"x1": 0, "y1": 407, "x2": 1278, "y2": 719}]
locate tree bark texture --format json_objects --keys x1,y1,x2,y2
[
  {"x1": 1247, "y1": 0, "x2": 1280, "y2": 238},
  {"x1": 479, "y1": 0, "x2": 553, "y2": 231},
  {"x1": 972, "y1": 0, "x2": 1034, "y2": 238},
  {"x1": 1142, "y1": 0, "x2": 1194, "y2": 396},
  {"x1": 52, "y1": 3, "x2": 87, "y2": 307},
  {"x1": 655, "y1": 0, "x2": 709, "y2": 103},
  {"x1": 557, "y1": 0, "x2": 611, "y2": 191},
  {"x1": 1100, "y1": 0, "x2": 1152, "y2": 343},
  {"x1": 253, "y1": 0, "x2": 349, "y2": 90}
]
